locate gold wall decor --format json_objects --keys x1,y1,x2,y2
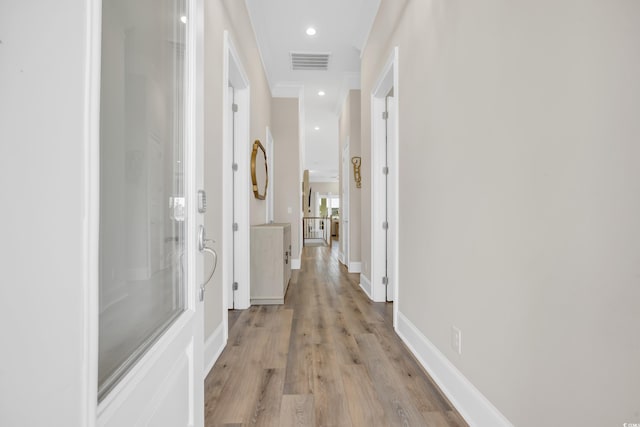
[
  {"x1": 352, "y1": 156, "x2": 362, "y2": 188},
  {"x1": 251, "y1": 140, "x2": 268, "y2": 200}
]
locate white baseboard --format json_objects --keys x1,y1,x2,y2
[
  {"x1": 204, "y1": 322, "x2": 226, "y2": 379},
  {"x1": 338, "y1": 252, "x2": 345, "y2": 264},
  {"x1": 359, "y1": 274, "x2": 372, "y2": 300},
  {"x1": 348, "y1": 261, "x2": 361, "y2": 273},
  {"x1": 395, "y1": 312, "x2": 513, "y2": 427},
  {"x1": 291, "y1": 258, "x2": 301, "y2": 270}
]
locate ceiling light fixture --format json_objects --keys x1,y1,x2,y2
[
  {"x1": 306, "y1": 27, "x2": 316, "y2": 36},
  {"x1": 314, "y1": 126, "x2": 320, "y2": 130},
  {"x1": 318, "y1": 90, "x2": 325, "y2": 96}
]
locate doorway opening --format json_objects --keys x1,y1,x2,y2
[
  {"x1": 223, "y1": 31, "x2": 251, "y2": 322},
  {"x1": 371, "y1": 47, "x2": 399, "y2": 327}
]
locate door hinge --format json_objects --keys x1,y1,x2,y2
[
  {"x1": 232, "y1": 163, "x2": 238, "y2": 171},
  {"x1": 233, "y1": 282, "x2": 238, "y2": 291},
  {"x1": 382, "y1": 166, "x2": 389, "y2": 175},
  {"x1": 382, "y1": 111, "x2": 389, "y2": 120},
  {"x1": 382, "y1": 221, "x2": 388, "y2": 230},
  {"x1": 382, "y1": 276, "x2": 389, "y2": 285},
  {"x1": 232, "y1": 103, "x2": 238, "y2": 113},
  {"x1": 233, "y1": 222, "x2": 239, "y2": 231}
]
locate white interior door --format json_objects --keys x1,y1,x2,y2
[
  {"x1": 97, "y1": 0, "x2": 204, "y2": 425},
  {"x1": 341, "y1": 142, "x2": 350, "y2": 266}
]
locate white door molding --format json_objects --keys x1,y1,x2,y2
[
  {"x1": 371, "y1": 47, "x2": 400, "y2": 330},
  {"x1": 341, "y1": 141, "x2": 350, "y2": 267},
  {"x1": 222, "y1": 31, "x2": 251, "y2": 315}
]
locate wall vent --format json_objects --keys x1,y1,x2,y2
[{"x1": 290, "y1": 52, "x2": 330, "y2": 71}]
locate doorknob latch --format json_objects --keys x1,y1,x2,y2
[{"x1": 198, "y1": 225, "x2": 217, "y2": 301}]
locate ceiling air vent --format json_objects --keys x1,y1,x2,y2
[{"x1": 290, "y1": 52, "x2": 331, "y2": 71}]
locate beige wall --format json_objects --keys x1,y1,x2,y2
[
  {"x1": 362, "y1": 0, "x2": 640, "y2": 425},
  {"x1": 203, "y1": 0, "x2": 272, "y2": 337},
  {"x1": 339, "y1": 90, "x2": 362, "y2": 265},
  {"x1": 272, "y1": 98, "x2": 302, "y2": 262}
]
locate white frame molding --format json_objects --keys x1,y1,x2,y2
[
  {"x1": 341, "y1": 141, "x2": 350, "y2": 267},
  {"x1": 222, "y1": 31, "x2": 251, "y2": 316},
  {"x1": 85, "y1": 0, "x2": 102, "y2": 424},
  {"x1": 371, "y1": 47, "x2": 399, "y2": 328}
]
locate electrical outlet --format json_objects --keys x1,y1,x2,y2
[{"x1": 451, "y1": 326, "x2": 462, "y2": 355}]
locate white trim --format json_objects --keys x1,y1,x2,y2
[
  {"x1": 203, "y1": 323, "x2": 226, "y2": 378},
  {"x1": 291, "y1": 258, "x2": 301, "y2": 270},
  {"x1": 371, "y1": 47, "x2": 399, "y2": 310},
  {"x1": 396, "y1": 312, "x2": 513, "y2": 427},
  {"x1": 359, "y1": 274, "x2": 372, "y2": 300},
  {"x1": 358, "y1": 0, "x2": 382, "y2": 59},
  {"x1": 348, "y1": 261, "x2": 361, "y2": 273},
  {"x1": 338, "y1": 251, "x2": 345, "y2": 265},
  {"x1": 84, "y1": 0, "x2": 102, "y2": 423}
]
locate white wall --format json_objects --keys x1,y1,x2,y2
[
  {"x1": 362, "y1": 1, "x2": 640, "y2": 426},
  {"x1": 339, "y1": 90, "x2": 362, "y2": 265},
  {"x1": 272, "y1": 98, "x2": 302, "y2": 262},
  {"x1": 0, "y1": 0, "x2": 96, "y2": 425}
]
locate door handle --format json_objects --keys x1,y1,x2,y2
[{"x1": 198, "y1": 225, "x2": 217, "y2": 301}]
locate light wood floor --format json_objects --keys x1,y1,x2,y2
[{"x1": 204, "y1": 243, "x2": 467, "y2": 427}]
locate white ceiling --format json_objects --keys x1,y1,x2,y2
[{"x1": 245, "y1": 0, "x2": 381, "y2": 182}]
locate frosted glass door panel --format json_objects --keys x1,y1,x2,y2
[{"x1": 98, "y1": 0, "x2": 187, "y2": 400}]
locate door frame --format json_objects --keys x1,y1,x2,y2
[
  {"x1": 341, "y1": 141, "x2": 350, "y2": 267},
  {"x1": 222, "y1": 31, "x2": 251, "y2": 315},
  {"x1": 371, "y1": 47, "x2": 399, "y2": 325}
]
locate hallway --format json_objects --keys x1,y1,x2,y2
[{"x1": 204, "y1": 245, "x2": 466, "y2": 426}]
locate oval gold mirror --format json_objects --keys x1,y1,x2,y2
[{"x1": 251, "y1": 140, "x2": 268, "y2": 200}]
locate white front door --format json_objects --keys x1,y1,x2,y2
[{"x1": 97, "y1": 0, "x2": 204, "y2": 425}]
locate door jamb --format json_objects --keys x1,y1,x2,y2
[{"x1": 371, "y1": 47, "x2": 399, "y2": 327}]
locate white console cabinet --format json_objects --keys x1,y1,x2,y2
[{"x1": 250, "y1": 223, "x2": 292, "y2": 305}]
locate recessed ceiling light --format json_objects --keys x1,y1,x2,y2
[
  {"x1": 314, "y1": 126, "x2": 320, "y2": 130},
  {"x1": 318, "y1": 90, "x2": 325, "y2": 96},
  {"x1": 306, "y1": 27, "x2": 317, "y2": 36},
  {"x1": 180, "y1": 15, "x2": 187, "y2": 24}
]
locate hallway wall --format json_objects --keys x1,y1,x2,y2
[
  {"x1": 362, "y1": 0, "x2": 640, "y2": 426},
  {"x1": 271, "y1": 98, "x2": 302, "y2": 264},
  {"x1": 203, "y1": 0, "x2": 273, "y2": 337},
  {"x1": 339, "y1": 90, "x2": 362, "y2": 269}
]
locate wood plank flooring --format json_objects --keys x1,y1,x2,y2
[{"x1": 204, "y1": 243, "x2": 467, "y2": 427}]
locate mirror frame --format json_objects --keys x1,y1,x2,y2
[{"x1": 251, "y1": 139, "x2": 268, "y2": 200}]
